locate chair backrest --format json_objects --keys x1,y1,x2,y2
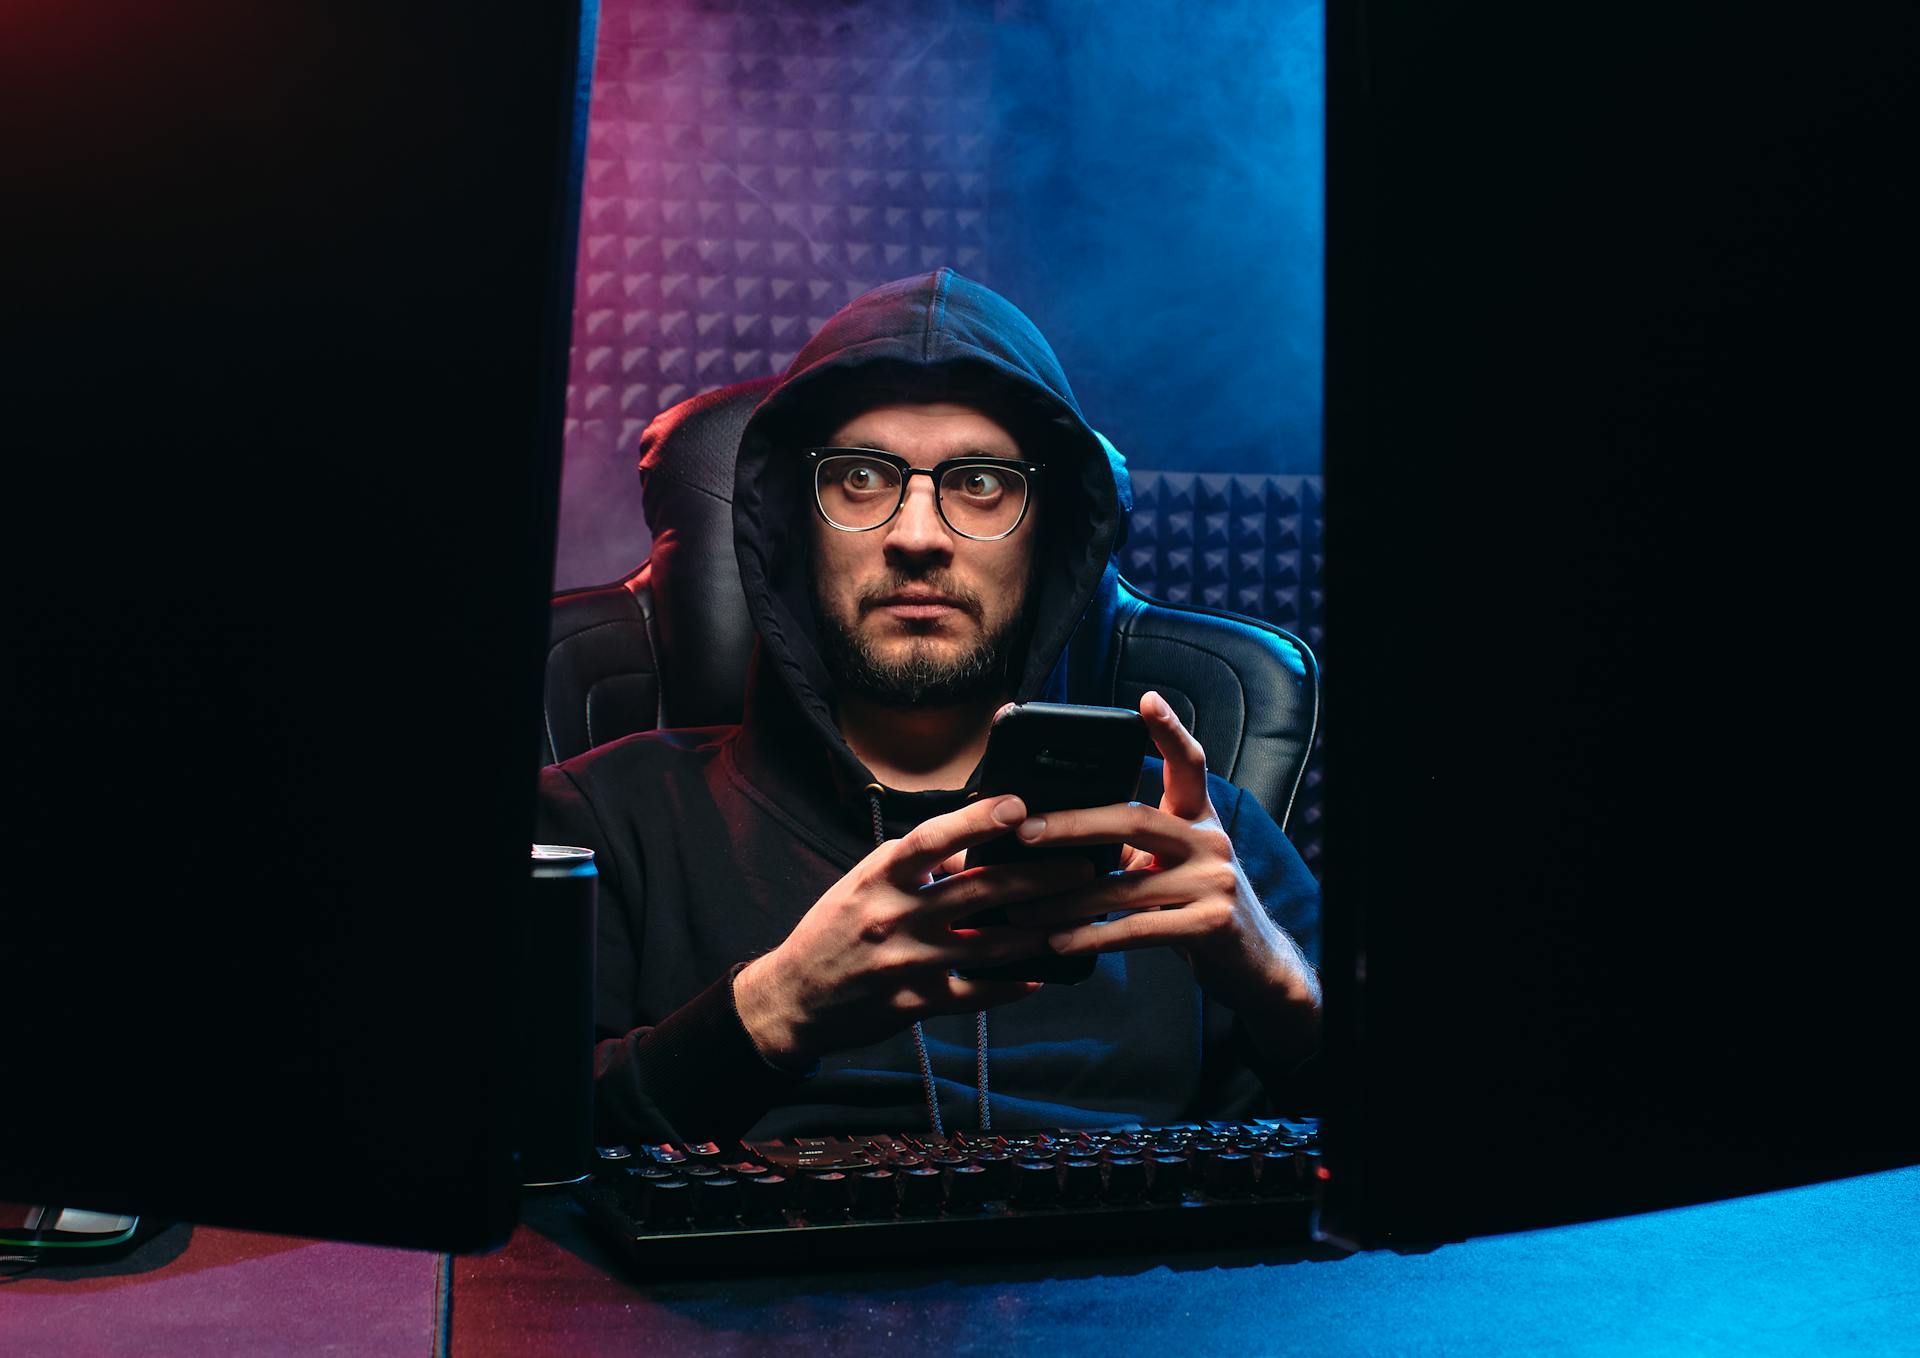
[{"x1": 543, "y1": 379, "x2": 1319, "y2": 828}]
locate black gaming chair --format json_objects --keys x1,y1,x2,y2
[{"x1": 542, "y1": 377, "x2": 1320, "y2": 829}]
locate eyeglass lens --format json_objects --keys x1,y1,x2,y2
[{"x1": 815, "y1": 455, "x2": 1027, "y2": 539}]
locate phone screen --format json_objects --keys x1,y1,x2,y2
[{"x1": 958, "y1": 702, "x2": 1148, "y2": 983}]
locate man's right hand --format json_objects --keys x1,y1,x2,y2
[{"x1": 731, "y1": 794, "x2": 1091, "y2": 1069}]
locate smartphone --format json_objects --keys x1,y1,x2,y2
[{"x1": 957, "y1": 702, "x2": 1150, "y2": 984}]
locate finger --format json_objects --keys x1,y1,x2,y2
[
  {"x1": 999, "y1": 866, "x2": 1204, "y2": 927},
  {"x1": 885, "y1": 795, "x2": 1027, "y2": 885},
  {"x1": 1047, "y1": 903, "x2": 1226, "y2": 957},
  {"x1": 884, "y1": 921, "x2": 1056, "y2": 972},
  {"x1": 1013, "y1": 801, "x2": 1218, "y2": 862},
  {"x1": 915, "y1": 854, "x2": 1100, "y2": 924},
  {"x1": 933, "y1": 850, "x2": 968, "y2": 880},
  {"x1": 873, "y1": 922, "x2": 1042, "y2": 973},
  {"x1": 904, "y1": 974, "x2": 1045, "y2": 1018},
  {"x1": 927, "y1": 922, "x2": 1059, "y2": 967},
  {"x1": 998, "y1": 898, "x2": 1125, "y2": 931},
  {"x1": 1141, "y1": 690, "x2": 1213, "y2": 821}
]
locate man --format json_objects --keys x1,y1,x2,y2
[{"x1": 537, "y1": 269, "x2": 1320, "y2": 1146}]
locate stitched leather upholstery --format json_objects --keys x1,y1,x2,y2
[{"x1": 543, "y1": 379, "x2": 1318, "y2": 828}]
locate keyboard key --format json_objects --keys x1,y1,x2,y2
[
  {"x1": 1013, "y1": 1160, "x2": 1058, "y2": 1207},
  {"x1": 744, "y1": 1173, "x2": 789, "y2": 1222},
  {"x1": 1148, "y1": 1155, "x2": 1189, "y2": 1201},
  {"x1": 643, "y1": 1178, "x2": 692, "y2": 1228},
  {"x1": 1211, "y1": 1152, "x2": 1255, "y2": 1197},
  {"x1": 1061, "y1": 1159, "x2": 1101, "y2": 1203},
  {"x1": 853, "y1": 1170, "x2": 897, "y2": 1218},
  {"x1": 694, "y1": 1175, "x2": 742, "y2": 1220},
  {"x1": 900, "y1": 1166, "x2": 943, "y2": 1215},
  {"x1": 946, "y1": 1163, "x2": 988, "y2": 1213},
  {"x1": 972, "y1": 1151, "x2": 1016, "y2": 1197},
  {"x1": 802, "y1": 1171, "x2": 852, "y2": 1219},
  {"x1": 1105, "y1": 1156, "x2": 1147, "y2": 1202}
]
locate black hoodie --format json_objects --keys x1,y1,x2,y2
[{"x1": 537, "y1": 269, "x2": 1319, "y2": 1145}]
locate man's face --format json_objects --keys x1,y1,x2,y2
[{"x1": 809, "y1": 401, "x2": 1039, "y2": 708}]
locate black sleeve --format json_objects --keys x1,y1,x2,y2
[
  {"x1": 536, "y1": 762, "x2": 813, "y2": 1148},
  {"x1": 1219, "y1": 777, "x2": 1325, "y2": 1112},
  {"x1": 1222, "y1": 779, "x2": 1321, "y2": 968}
]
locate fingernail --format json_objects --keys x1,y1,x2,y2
[
  {"x1": 1017, "y1": 816, "x2": 1046, "y2": 841},
  {"x1": 1048, "y1": 931, "x2": 1076, "y2": 953},
  {"x1": 992, "y1": 798, "x2": 1025, "y2": 825},
  {"x1": 1148, "y1": 692, "x2": 1170, "y2": 719}
]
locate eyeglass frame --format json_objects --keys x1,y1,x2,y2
[{"x1": 804, "y1": 446, "x2": 1043, "y2": 542}]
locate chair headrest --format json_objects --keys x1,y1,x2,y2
[{"x1": 635, "y1": 375, "x2": 776, "y2": 727}]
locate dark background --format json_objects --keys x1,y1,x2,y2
[{"x1": 552, "y1": 0, "x2": 1324, "y2": 590}]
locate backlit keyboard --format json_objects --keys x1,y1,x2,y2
[{"x1": 576, "y1": 1117, "x2": 1322, "y2": 1271}]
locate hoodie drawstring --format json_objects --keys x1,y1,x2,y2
[{"x1": 866, "y1": 785, "x2": 991, "y2": 1138}]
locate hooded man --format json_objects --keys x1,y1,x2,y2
[{"x1": 537, "y1": 269, "x2": 1321, "y2": 1147}]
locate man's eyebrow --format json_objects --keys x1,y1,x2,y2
[{"x1": 830, "y1": 439, "x2": 1020, "y2": 459}]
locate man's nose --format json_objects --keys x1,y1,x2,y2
[{"x1": 882, "y1": 479, "x2": 954, "y2": 561}]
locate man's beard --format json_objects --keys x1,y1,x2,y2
[{"x1": 813, "y1": 571, "x2": 1027, "y2": 710}]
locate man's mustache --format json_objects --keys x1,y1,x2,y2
[{"x1": 855, "y1": 572, "x2": 985, "y2": 621}]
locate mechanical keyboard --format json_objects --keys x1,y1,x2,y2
[{"x1": 576, "y1": 1117, "x2": 1322, "y2": 1271}]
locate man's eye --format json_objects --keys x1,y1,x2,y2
[
  {"x1": 958, "y1": 471, "x2": 1003, "y2": 499},
  {"x1": 842, "y1": 466, "x2": 887, "y2": 494}
]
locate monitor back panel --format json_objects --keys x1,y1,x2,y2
[
  {"x1": 3, "y1": 0, "x2": 594, "y2": 1252},
  {"x1": 1319, "y1": 2, "x2": 1920, "y2": 1246}
]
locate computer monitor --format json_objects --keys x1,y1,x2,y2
[
  {"x1": 2, "y1": 1, "x2": 597, "y2": 1251},
  {"x1": 1317, "y1": 3, "x2": 1917, "y2": 1244}
]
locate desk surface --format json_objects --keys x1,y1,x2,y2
[{"x1": 7, "y1": 1166, "x2": 1917, "y2": 1355}]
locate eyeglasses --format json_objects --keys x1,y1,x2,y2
[{"x1": 805, "y1": 447, "x2": 1041, "y2": 542}]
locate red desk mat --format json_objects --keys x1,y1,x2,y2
[
  {"x1": 0, "y1": 1223, "x2": 445, "y2": 1356},
  {"x1": 450, "y1": 1214, "x2": 714, "y2": 1357}
]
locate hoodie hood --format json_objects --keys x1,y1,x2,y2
[{"x1": 732, "y1": 268, "x2": 1131, "y2": 802}]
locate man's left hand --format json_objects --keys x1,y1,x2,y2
[{"x1": 1000, "y1": 691, "x2": 1321, "y2": 1034}]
